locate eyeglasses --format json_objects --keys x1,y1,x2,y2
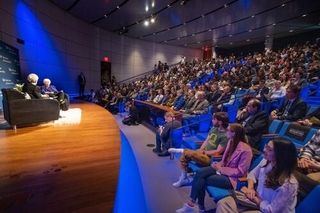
[{"x1": 264, "y1": 144, "x2": 273, "y2": 151}]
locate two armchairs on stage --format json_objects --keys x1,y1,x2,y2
[{"x1": 1, "y1": 88, "x2": 60, "y2": 130}]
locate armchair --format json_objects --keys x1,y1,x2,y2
[{"x1": 1, "y1": 88, "x2": 60, "y2": 130}]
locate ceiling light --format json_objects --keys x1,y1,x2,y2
[
  {"x1": 302, "y1": 14, "x2": 307, "y2": 17},
  {"x1": 145, "y1": 6, "x2": 149, "y2": 11},
  {"x1": 118, "y1": 28, "x2": 128, "y2": 35},
  {"x1": 150, "y1": 17, "x2": 155, "y2": 23},
  {"x1": 144, "y1": 20, "x2": 149, "y2": 26}
]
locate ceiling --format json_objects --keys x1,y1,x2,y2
[{"x1": 49, "y1": 0, "x2": 320, "y2": 50}]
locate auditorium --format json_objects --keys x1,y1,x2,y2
[{"x1": 0, "y1": 0, "x2": 320, "y2": 213}]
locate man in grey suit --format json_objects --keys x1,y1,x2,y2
[{"x1": 181, "y1": 91, "x2": 209, "y2": 136}]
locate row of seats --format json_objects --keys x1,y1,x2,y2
[{"x1": 175, "y1": 119, "x2": 320, "y2": 212}]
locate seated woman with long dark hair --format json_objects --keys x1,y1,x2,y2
[
  {"x1": 216, "y1": 137, "x2": 298, "y2": 213},
  {"x1": 176, "y1": 123, "x2": 253, "y2": 213}
]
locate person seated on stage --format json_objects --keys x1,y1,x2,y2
[
  {"x1": 168, "y1": 112, "x2": 229, "y2": 187},
  {"x1": 270, "y1": 84, "x2": 307, "y2": 121},
  {"x1": 153, "y1": 112, "x2": 182, "y2": 157},
  {"x1": 297, "y1": 129, "x2": 320, "y2": 183},
  {"x1": 181, "y1": 91, "x2": 209, "y2": 137},
  {"x1": 216, "y1": 138, "x2": 298, "y2": 213},
  {"x1": 175, "y1": 123, "x2": 253, "y2": 213},
  {"x1": 298, "y1": 106, "x2": 320, "y2": 128},
  {"x1": 122, "y1": 101, "x2": 139, "y2": 126},
  {"x1": 41, "y1": 78, "x2": 69, "y2": 111},
  {"x1": 236, "y1": 99, "x2": 269, "y2": 150},
  {"x1": 171, "y1": 89, "x2": 185, "y2": 111},
  {"x1": 23, "y1": 73, "x2": 49, "y2": 99}
]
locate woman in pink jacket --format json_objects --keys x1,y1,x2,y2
[{"x1": 176, "y1": 123, "x2": 253, "y2": 213}]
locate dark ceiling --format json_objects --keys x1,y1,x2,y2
[{"x1": 49, "y1": 0, "x2": 320, "y2": 50}]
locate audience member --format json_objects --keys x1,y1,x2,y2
[
  {"x1": 214, "y1": 85, "x2": 232, "y2": 111},
  {"x1": 255, "y1": 80, "x2": 269, "y2": 102},
  {"x1": 298, "y1": 106, "x2": 320, "y2": 128},
  {"x1": 171, "y1": 89, "x2": 185, "y2": 110},
  {"x1": 181, "y1": 91, "x2": 209, "y2": 136},
  {"x1": 153, "y1": 112, "x2": 182, "y2": 157},
  {"x1": 298, "y1": 129, "x2": 320, "y2": 182},
  {"x1": 168, "y1": 112, "x2": 229, "y2": 187},
  {"x1": 216, "y1": 137, "x2": 298, "y2": 213},
  {"x1": 176, "y1": 123, "x2": 253, "y2": 213},
  {"x1": 122, "y1": 101, "x2": 139, "y2": 126},
  {"x1": 41, "y1": 78, "x2": 69, "y2": 111},
  {"x1": 270, "y1": 84, "x2": 307, "y2": 121},
  {"x1": 236, "y1": 99, "x2": 269, "y2": 149},
  {"x1": 267, "y1": 80, "x2": 286, "y2": 100}
]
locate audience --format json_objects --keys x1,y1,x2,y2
[
  {"x1": 216, "y1": 137, "x2": 298, "y2": 213},
  {"x1": 168, "y1": 112, "x2": 229, "y2": 187},
  {"x1": 176, "y1": 123, "x2": 252, "y2": 213}
]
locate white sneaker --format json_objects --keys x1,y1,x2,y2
[
  {"x1": 173, "y1": 176, "x2": 190, "y2": 187},
  {"x1": 168, "y1": 148, "x2": 184, "y2": 154},
  {"x1": 176, "y1": 203, "x2": 197, "y2": 213}
]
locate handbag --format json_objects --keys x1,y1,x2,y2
[{"x1": 229, "y1": 190, "x2": 260, "y2": 210}]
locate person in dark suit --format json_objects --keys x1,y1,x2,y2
[
  {"x1": 122, "y1": 101, "x2": 139, "y2": 125},
  {"x1": 270, "y1": 84, "x2": 307, "y2": 121},
  {"x1": 214, "y1": 84, "x2": 232, "y2": 112},
  {"x1": 78, "y1": 72, "x2": 86, "y2": 98},
  {"x1": 205, "y1": 82, "x2": 221, "y2": 104},
  {"x1": 236, "y1": 98, "x2": 269, "y2": 149},
  {"x1": 41, "y1": 78, "x2": 69, "y2": 111},
  {"x1": 153, "y1": 112, "x2": 182, "y2": 156},
  {"x1": 255, "y1": 79, "x2": 269, "y2": 102},
  {"x1": 23, "y1": 73, "x2": 48, "y2": 99}
]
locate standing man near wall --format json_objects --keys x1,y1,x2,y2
[{"x1": 78, "y1": 72, "x2": 86, "y2": 98}]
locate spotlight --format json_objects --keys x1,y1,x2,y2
[{"x1": 118, "y1": 28, "x2": 128, "y2": 35}]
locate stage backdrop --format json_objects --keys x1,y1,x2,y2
[{"x1": 0, "y1": 40, "x2": 21, "y2": 112}]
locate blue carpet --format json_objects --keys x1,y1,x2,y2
[{"x1": 113, "y1": 131, "x2": 147, "y2": 213}]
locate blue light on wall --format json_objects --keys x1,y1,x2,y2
[{"x1": 15, "y1": 0, "x2": 74, "y2": 94}]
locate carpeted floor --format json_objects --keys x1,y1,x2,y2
[{"x1": 113, "y1": 113, "x2": 217, "y2": 213}]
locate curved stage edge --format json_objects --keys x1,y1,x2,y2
[
  {"x1": 113, "y1": 131, "x2": 147, "y2": 213},
  {"x1": 0, "y1": 100, "x2": 121, "y2": 212}
]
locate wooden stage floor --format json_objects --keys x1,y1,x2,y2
[{"x1": 0, "y1": 101, "x2": 120, "y2": 213}]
